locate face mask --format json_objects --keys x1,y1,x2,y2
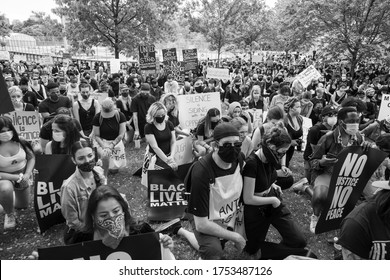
[
  {"x1": 81, "y1": 94, "x2": 90, "y2": 100},
  {"x1": 121, "y1": 92, "x2": 129, "y2": 98},
  {"x1": 261, "y1": 144, "x2": 283, "y2": 169},
  {"x1": 218, "y1": 144, "x2": 241, "y2": 163},
  {"x1": 344, "y1": 123, "x2": 359, "y2": 136},
  {"x1": 52, "y1": 131, "x2": 65, "y2": 142},
  {"x1": 0, "y1": 131, "x2": 13, "y2": 142},
  {"x1": 96, "y1": 212, "x2": 126, "y2": 249},
  {"x1": 50, "y1": 93, "x2": 59, "y2": 102},
  {"x1": 155, "y1": 116, "x2": 165, "y2": 123},
  {"x1": 184, "y1": 87, "x2": 191, "y2": 92},
  {"x1": 77, "y1": 159, "x2": 96, "y2": 172},
  {"x1": 235, "y1": 84, "x2": 241, "y2": 89},
  {"x1": 327, "y1": 116, "x2": 337, "y2": 127},
  {"x1": 210, "y1": 121, "x2": 219, "y2": 129},
  {"x1": 13, "y1": 97, "x2": 23, "y2": 103},
  {"x1": 21, "y1": 88, "x2": 28, "y2": 93},
  {"x1": 194, "y1": 86, "x2": 203, "y2": 93}
]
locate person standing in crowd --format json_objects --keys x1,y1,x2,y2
[
  {"x1": 5, "y1": 75, "x2": 15, "y2": 89},
  {"x1": 66, "y1": 76, "x2": 80, "y2": 102},
  {"x1": 131, "y1": 83, "x2": 156, "y2": 140},
  {"x1": 242, "y1": 125, "x2": 308, "y2": 259},
  {"x1": 187, "y1": 123, "x2": 246, "y2": 259},
  {"x1": 300, "y1": 91, "x2": 313, "y2": 118},
  {"x1": 247, "y1": 85, "x2": 267, "y2": 111},
  {"x1": 29, "y1": 73, "x2": 47, "y2": 102},
  {"x1": 60, "y1": 140, "x2": 106, "y2": 244},
  {"x1": 0, "y1": 116, "x2": 35, "y2": 230},
  {"x1": 150, "y1": 78, "x2": 163, "y2": 100},
  {"x1": 19, "y1": 77, "x2": 38, "y2": 109},
  {"x1": 161, "y1": 93, "x2": 190, "y2": 138},
  {"x1": 8, "y1": 86, "x2": 35, "y2": 111},
  {"x1": 116, "y1": 84, "x2": 134, "y2": 145},
  {"x1": 164, "y1": 74, "x2": 179, "y2": 94},
  {"x1": 230, "y1": 117, "x2": 253, "y2": 159},
  {"x1": 38, "y1": 82, "x2": 72, "y2": 123},
  {"x1": 110, "y1": 73, "x2": 121, "y2": 98},
  {"x1": 73, "y1": 83, "x2": 100, "y2": 137}
]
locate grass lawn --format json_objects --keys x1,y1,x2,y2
[{"x1": 0, "y1": 142, "x2": 337, "y2": 260}]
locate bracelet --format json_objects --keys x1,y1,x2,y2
[{"x1": 16, "y1": 173, "x2": 24, "y2": 183}]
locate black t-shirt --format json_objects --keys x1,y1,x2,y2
[
  {"x1": 303, "y1": 123, "x2": 329, "y2": 161},
  {"x1": 39, "y1": 118, "x2": 82, "y2": 140},
  {"x1": 167, "y1": 111, "x2": 180, "y2": 128},
  {"x1": 38, "y1": 96, "x2": 72, "y2": 115},
  {"x1": 92, "y1": 112, "x2": 126, "y2": 140},
  {"x1": 130, "y1": 94, "x2": 156, "y2": 133},
  {"x1": 225, "y1": 88, "x2": 243, "y2": 103},
  {"x1": 339, "y1": 200, "x2": 390, "y2": 259},
  {"x1": 144, "y1": 121, "x2": 174, "y2": 155},
  {"x1": 23, "y1": 91, "x2": 38, "y2": 108},
  {"x1": 242, "y1": 153, "x2": 277, "y2": 193}
]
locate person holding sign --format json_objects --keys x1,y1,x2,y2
[
  {"x1": 144, "y1": 102, "x2": 177, "y2": 171},
  {"x1": 61, "y1": 140, "x2": 105, "y2": 244},
  {"x1": 161, "y1": 93, "x2": 190, "y2": 138},
  {"x1": 194, "y1": 108, "x2": 221, "y2": 157},
  {"x1": 0, "y1": 116, "x2": 35, "y2": 230}
]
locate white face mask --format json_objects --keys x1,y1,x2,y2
[
  {"x1": 0, "y1": 131, "x2": 13, "y2": 142},
  {"x1": 345, "y1": 123, "x2": 359, "y2": 136},
  {"x1": 327, "y1": 116, "x2": 337, "y2": 127},
  {"x1": 52, "y1": 131, "x2": 65, "y2": 142}
]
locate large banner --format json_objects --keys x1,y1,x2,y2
[
  {"x1": 34, "y1": 155, "x2": 76, "y2": 233},
  {"x1": 295, "y1": 65, "x2": 322, "y2": 89},
  {"x1": 3, "y1": 110, "x2": 40, "y2": 141},
  {"x1": 173, "y1": 136, "x2": 193, "y2": 166},
  {"x1": 206, "y1": 67, "x2": 230, "y2": 80},
  {"x1": 182, "y1": 48, "x2": 198, "y2": 73},
  {"x1": 148, "y1": 163, "x2": 192, "y2": 221},
  {"x1": 38, "y1": 233, "x2": 163, "y2": 260},
  {"x1": 177, "y1": 92, "x2": 221, "y2": 129},
  {"x1": 378, "y1": 94, "x2": 390, "y2": 121},
  {"x1": 139, "y1": 45, "x2": 156, "y2": 72},
  {"x1": 315, "y1": 146, "x2": 387, "y2": 234}
]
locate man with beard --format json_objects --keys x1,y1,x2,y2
[
  {"x1": 19, "y1": 77, "x2": 38, "y2": 109},
  {"x1": 38, "y1": 82, "x2": 72, "y2": 123},
  {"x1": 130, "y1": 83, "x2": 156, "y2": 139}
]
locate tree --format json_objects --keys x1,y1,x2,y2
[
  {"x1": 184, "y1": 0, "x2": 247, "y2": 66},
  {"x1": 0, "y1": 13, "x2": 11, "y2": 37},
  {"x1": 276, "y1": 0, "x2": 390, "y2": 77},
  {"x1": 54, "y1": 0, "x2": 180, "y2": 59}
]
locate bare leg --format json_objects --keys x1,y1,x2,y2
[
  {"x1": 177, "y1": 228, "x2": 200, "y2": 251},
  {"x1": 0, "y1": 180, "x2": 15, "y2": 214}
]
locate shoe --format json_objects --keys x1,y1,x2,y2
[
  {"x1": 4, "y1": 213, "x2": 16, "y2": 230},
  {"x1": 292, "y1": 178, "x2": 309, "y2": 193},
  {"x1": 155, "y1": 218, "x2": 181, "y2": 235},
  {"x1": 310, "y1": 214, "x2": 318, "y2": 234}
]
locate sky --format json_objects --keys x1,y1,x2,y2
[{"x1": 2, "y1": 0, "x2": 277, "y2": 22}]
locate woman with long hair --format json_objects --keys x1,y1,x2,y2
[{"x1": 193, "y1": 108, "x2": 221, "y2": 157}]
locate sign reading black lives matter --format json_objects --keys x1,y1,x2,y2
[
  {"x1": 139, "y1": 45, "x2": 156, "y2": 72},
  {"x1": 315, "y1": 146, "x2": 387, "y2": 234},
  {"x1": 38, "y1": 233, "x2": 162, "y2": 260},
  {"x1": 148, "y1": 163, "x2": 192, "y2": 221},
  {"x1": 182, "y1": 48, "x2": 198, "y2": 73},
  {"x1": 34, "y1": 155, "x2": 76, "y2": 233}
]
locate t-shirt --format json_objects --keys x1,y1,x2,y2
[
  {"x1": 144, "y1": 121, "x2": 174, "y2": 155},
  {"x1": 23, "y1": 91, "x2": 38, "y2": 108},
  {"x1": 38, "y1": 96, "x2": 72, "y2": 115},
  {"x1": 303, "y1": 123, "x2": 329, "y2": 161},
  {"x1": 168, "y1": 112, "x2": 180, "y2": 128},
  {"x1": 339, "y1": 200, "x2": 390, "y2": 260},
  {"x1": 225, "y1": 88, "x2": 243, "y2": 103},
  {"x1": 39, "y1": 118, "x2": 82, "y2": 140},
  {"x1": 242, "y1": 153, "x2": 277, "y2": 193},
  {"x1": 130, "y1": 94, "x2": 156, "y2": 135},
  {"x1": 92, "y1": 112, "x2": 126, "y2": 140}
]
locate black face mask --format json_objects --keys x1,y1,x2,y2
[
  {"x1": 59, "y1": 89, "x2": 67, "y2": 96},
  {"x1": 218, "y1": 144, "x2": 241, "y2": 163},
  {"x1": 155, "y1": 116, "x2": 165, "y2": 123},
  {"x1": 121, "y1": 92, "x2": 129, "y2": 97},
  {"x1": 235, "y1": 84, "x2": 241, "y2": 89},
  {"x1": 195, "y1": 86, "x2": 203, "y2": 93},
  {"x1": 77, "y1": 160, "x2": 96, "y2": 172},
  {"x1": 210, "y1": 121, "x2": 219, "y2": 129},
  {"x1": 81, "y1": 94, "x2": 90, "y2": 100},
  {"x1": 21, "y1": 88, "x2": 28, "y2": 93},
  {"x1": 262, "y1": 145, "x2": 284, "y2": 169}
]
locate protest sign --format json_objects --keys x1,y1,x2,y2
[
  {"x1": 139, "y1": 45, "x2": 156, "y2": 72},
  {"x1": 377, "y1": 94, "x2": 390, "y2": 121},
  {"x1": 34, "y1": 155, "x2": 76, "y2": 233},
  {"x1": 40, "y1": 55, "x2": 53, "y2": 66},
  {"x1": 252, "y1": 55, "x2": 263, "y2": 63},
  {"x1": 0, "y1": 70, "x2": 14, "y2": 114},
  {"x1": 162, "y1": 48, "x2": 178, "y2": 64},
  {"x1": 177, "y1": 92, "x2": 221, "y2": 129},
  {"x1": 13, "y1": 54, "x2": 26, "y2": 62},
  {"x1": 206, "y1": 67, "x2": 230, "y2": 80},
  {"x1": 173, "y1": 136, "x2": 193, "y2": 166},
  {"x1": 301, "y1": 116, "x2": 313, "y2": 151},
  {"x1": 164, "y1": 61, "x2": 185, "y2": 84},
  {"x1": 295, "y1": 65, "x2": 322, "y2": 89},
  {"x1": 109, "y1": 58, "x2": 121, "y2": 74},
  {"x1": 3, "y1": 111, "x2": 40, "y2": 141},
  {"x1": 38, "y1": 233, "x2": 163, "y2": 260},
  {"x1": 148, "y1": 163, "x2": 192, "y2": 221},
  {"x1": 251, "y1": 109, "x2": 263, "y2": 129},
  {"x1": 315, "y1": 146, "x2": 387, "y2": 234},
  {"x1": 90, "y1": 90, "x2": 108, "y2": 104},
  {"x1": 0, "y1": 50, "x2": 10, "y2": 61},
  {"x1": 85, "y1": 69, "x2": 96, "y2": 79},
  {"x1": 182, "y1": 48, "x2": 198, "y2": 73}
]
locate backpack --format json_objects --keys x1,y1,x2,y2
[{"x1": 99, "y1": 110, "x2": 120, "y2": 126}]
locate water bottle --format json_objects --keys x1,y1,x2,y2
[{"x1": 134, "y1": 136, "x2": 141, "y2": 149}]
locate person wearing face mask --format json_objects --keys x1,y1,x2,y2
[
  {"x1": 66, "y1": 76, "x2": 80, "y2": 102},
  {"x1": 150, "y1": 78, "x2": 163, "y2": 100},
  {"x1": 187, "y1": 123, "x2": 246, "y2": 259},
  {"x1": 242, "y1": 125, "x2": 310, "y2": 259},
  {"x1": 60, "y1": 140, "x2": 106, "y2": 244},
  {"x1": 269, "y1": 85, "x2": 290, "y2": 111},
  {"x1": 8, "y1": 86, "x2": 35, "y2": 111},
  {"x1": 19, "y1": 77, "x2": 38, "y2": 109},
  {"x1": 224, "y1": 77, "x2": 243, "y2": 106},
  {"x1": 309, "y1": 107, "x2": 371, "y2": 233},
  {"x1": 193, "y1": 78, "x2": 204, "y2": 94},
  {"x1": 73, "y1": 83, "x2": 100, "y2": 137},
  {"x1": 116, "y1": 84, "x2": 134, "y2": 145},
  {"x1": 164, "y1": 74, "x2": 179, "y2": 95},
  {"x1": 109, "y1": 73, "x2": 121, "y2": 98},
  {"x1": 29, "y1": 74, "x2": 47, "y2": 102},
  {"x1": 0, "y1": 116, "x2": 36, "y2": 230},
  {"x1": 144, "y1": 102, "x2": 177, "y2": 171},
  {"x1": 194, "y1": 108, "x2": 221, "y2": 157},
  {"x1": 248, "y1": 85, "x2": 267, "y2": 111},
  {"x1": 38, "y1": 82, "x2": 72, "y2": 123},
  {"x1": 179, "y1": 81, "x2": 194, "y2": 95}
]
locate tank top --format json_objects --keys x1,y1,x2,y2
[
  {"x1": 0, "y1": 144, "x2": 27, "y2": 173},
  {"x1": 78, "y1": 99, "x2": 96, "y2": 132},
  {"x1": 285, "y1": 115, "x2": 303, "y2": 140}
]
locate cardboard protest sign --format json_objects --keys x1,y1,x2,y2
[
  {"x1": 173, "y1": 136, "x2": 193, "y2": 166},
  {"x1": 295, "y1": 65, "x2": 322, "y2": 89},
  {"x1": 40, "y1": 55, "x2": 53, "y2": 66},
  {"x1": 301, "y1": 117, "x2": 313, "y2": 151},
  {"x1": 0, "y1": 50, "x2": 10, "y2": 61},
  {"x1": 377, "y1": 94, "x2": 390, "y2": 121},
  {"x1": 206, "y1": 67, "x2": 230, "y2": 80},
  {"x1": 251, "y1": 109, "x2": 263, "y2": 130},
  {"x1": 2, "y1": 111, "x2": 40, "y2": 141},
  {"x1": 148, "y1": 163, "x2": 192, "y2": 221},
  {"x1": 182, "y1": 48, "x2": 198, "y2": 73},
  {"x1": 162, "y1": 48, "x2": 178, "y2": 64},
  {"x1": 109, "y1": 58, "x2": 121, "y2": 74},
  {"x1": 177, "y1": 92, "x2": 221, "y2": 129},
  {"x1": 38, "y1": 232, "x2": 163, "y2": 260},
  {"x1": 34, "y1": 155, "x2": 76, "y2": 233},
  {"x1": 164, "y1": 61, "x2": 185, "y2": 84},
  {"x1": 139, "y1": 45, "x2": 156, "y2": 72},
  {"x1": 315, "y1": 146, "x2": 387, "y2": 234},
  {"x1": 252, "y1": 55, "x2": 263, "y2": 63},
  {"x1": 0, "y1": 70, "x2": 14, "y2": 114}
]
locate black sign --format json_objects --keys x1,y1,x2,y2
[
  {"x1": 139, "y1": 45, "x2": 156, "y2": 71},
  {"x1": 162, "y1": 48, "x2": 178, "y2": 64},
  {"x1": 182, "y1": 49, "x2": 198, "y2": 73}
]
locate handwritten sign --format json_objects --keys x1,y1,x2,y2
[
  {"x1": 177, "y1": 92, "x2": 221, "y2": 129},
  {"x1": 174, "y1": 136, "x2": 193, "y2": 166},
  {"x1": 182, "y1": 49, "x2": 198, "y2": 73},
  {"x1": 378, "y1": 94, "x2": 390, "y2": 121},
  {"x1": 295, "y1": 65, "x2": 322, "y2": 88},
  {"x1": 40, "y1": 55, "x2": 53, "y2": 66},
  {"x1": 3, "y1": 111, "x2": 40, "y2": 141},
  {"x1": 139, "y1": 45, "x2": 156, "y2": 71},
  {"x1": 109, "y1": 59, "x2": 121, "y2": 74},
  {"x1": 251, "y1": 109, "x2": 263, "y2": 129},
  {"x1": 164, "y1": 61, "x2": 185, "y2": 84},
  {"x1": 252, "y1": 55, "x2": 263, "y2": 63},
  {"x1": 206, "y1": 68, "x2": 230, "y2": 80},
  {"x1": 0, "y1": 50, "x2": 10, "y2": 61},
  {"x1": 162, "y1": 48, "x2": 178, "y2": 63},
  {"x1": 301, "y1": 116, "x2": 313, "y2": 151}
]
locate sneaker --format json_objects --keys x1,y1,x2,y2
[
  {"x1": 310, "y1": 214, "x2": 318, "y2": 234},
  {"x1": 155, "y1": 218, "x2": 181, "y2": 235},
  {"x1": 4, "y1": 213, "x2": 16, "y2": 230},
  {"x1": 292, "y1": 178, "x2": 309, "y2": 193}
]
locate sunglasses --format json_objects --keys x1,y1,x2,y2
[{"x1": 217, "y1": 141, "x2": 242, "y2": 148}]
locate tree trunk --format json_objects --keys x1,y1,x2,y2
[
  {"x1": 114, "y1": 45, "x2": 120, "y2": 59},
  {"x1": 350, "y1": 52, "x2": 358, "y2": 79},
  {"x1": 217, "y1": 47, "x2": 221, "y2": 68}
]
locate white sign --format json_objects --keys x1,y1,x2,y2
[
  {"x1": 177, "y1": 92, "x2": 221, "y2": 129},
  {"x1": 302, "y1": 116, "x2": 313, "y2": 151},
  {"x1": 13, "y1": 54, "x2": 26, "y2": 62},
  {"x1": 206, "y1": 68, "x2": 230, "y2": 80},
  {"x1": 0, "y1": 50, "x2": 10, "y2": 61},
  {"x1": 251, "y1": 109, "x2": 263, "y2": 130},
  {"x1": 109, "y1": 59, "x2": 121, "y2": 74},
  {"x1": 252, "y1": 55, "x2": 262, "y2": 63},
  {"x1": 3, "y1": 111, "x2": 41, "y2": 141},
  {"x1": 378, "y1": 94, "x2": 390, "y2": 121},
  {"x1": 173, "y1": 136, "x2": 193, "y2": 166},
  {"x1": 91, "y1": 90, "x2": 108, "y2": 105},
  {"x1": 296, "y1": 65, "x2": 322, "y2": 89},
  {"x1": 40, "y1": 55, "x2": 53, "y2": 66}
]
